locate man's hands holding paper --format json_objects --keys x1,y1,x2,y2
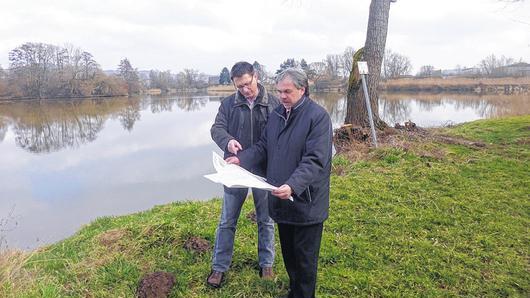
[
  {"x1": 223, "y1": 155, "x2": 293, "y2": 201},
  {"x1": 272, "y1": 184, "x2": 293, "y2": 200}
]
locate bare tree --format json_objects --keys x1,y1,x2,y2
[
  {"x1": 0, "y1": 65, "x2": 7, "y2": 97},
  {"x1": 417, "y1": 65, "x2": 436, "y2": 77},
  {"x1": 325, "y1": 54, "x2": 343, "y2": 79},
  {"x1": 308, "y1": 62, "x2": 328, "y2": 85},
  {"x1": 479, "y1": 54, "x2": 515, "y2": 77},
  {"x1": 149, "y1": 70, "x2": 173, "y2": 91},
  {"x1": 345, "y1": 0, "x2": 396, "y2": 128},
  {"x1": 9, "y1": 42, "x2": 59, "y2": 98},
  {"x1": 342, "y1": 46, "x2": 356, "y2": 78},
  {"x1": 80, "y1": 52, "x2": 98, "y2": 80},
  {"x1": 382, "y1": 49, "x2": 412, "y2": 79}
]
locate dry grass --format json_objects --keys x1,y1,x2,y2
[
  {"x1": 0, "y1": 250, "x2": 33, "y2": 292},
  {"x1": 383, "y1": 77, "x2": 530, "y2": 87}
]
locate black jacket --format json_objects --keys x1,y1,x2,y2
[
  {"x1": 210, "y1": 84, "x2": 279, "y2": 176},
  {"x1": 239, "y1": 96, "x2": 333, "y2": 225}
]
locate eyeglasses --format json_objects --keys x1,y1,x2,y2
[{"x1": 234, "y1": 75, "x2": 255, "y2": 91}]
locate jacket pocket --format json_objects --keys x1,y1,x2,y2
[{"x1": 299, "y1": 187, "x2": 312, "y2": 203}]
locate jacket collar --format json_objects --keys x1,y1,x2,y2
[
  {"x1": 276, "y1": 95, "x2": 310, "y2": 119},
  {"x1": 234, "y1": 83, "x2": 270, "y2": 106}
]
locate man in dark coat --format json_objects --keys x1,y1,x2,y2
[
  {"x1": 208, "y1": 61, "x2": 279, "y2": 288},
  {"x1": 227, "y1": 68, "x2": 333, "y2": 298}
]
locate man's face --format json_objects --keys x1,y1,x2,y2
[
  {"x1": 232, "y1": 73, "x2": 258, "y2": 99},
  {"x1": 276, "y1": 78, "x2": 305, "y2": 110}
]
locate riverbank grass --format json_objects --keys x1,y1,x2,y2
[{"x1": 1, "y1": 115, "x2": 528, "y2": 297}]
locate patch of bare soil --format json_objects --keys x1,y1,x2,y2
[
  {"x1": 97, "y1": 228, "x2": 129, "y2": 250},
  {"x1": 137, "y1": 271, "x2": 176, "y2": 298},
  {"x1": 246, "y1": 210, "x2": 257, "y2": 223},
  {"x1": 183, "y1": 236, "x2": 210, "y2": 254}
]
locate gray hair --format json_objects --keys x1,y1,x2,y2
[{"x1": 275, "y1": 68, "x2": 310, "y2": 96}]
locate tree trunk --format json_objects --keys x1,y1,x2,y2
[{"x1": 345, "y1": 0, "x2": 393, "y2": 129}]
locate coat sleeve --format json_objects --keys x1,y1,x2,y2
[
  {"x1": 285, "y1": 110, "x2": 332, "y2": 196},
  {"x1": 238, "y1": 124, "x2": 268, "y2": 171},
  {"x1": 210, "y1": 100, "x2": 233, "y2": 152}
]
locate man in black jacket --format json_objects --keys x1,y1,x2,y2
[
  {"x1": 208, "y1": 61, "x2": 279, "y2": 288},
  {"x1": 227, "y1": 68, "x2": 333, "y2": 298}
]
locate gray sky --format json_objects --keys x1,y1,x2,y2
[{"x1": 1, "y1": 0, "x2": 528, "y2": 75}]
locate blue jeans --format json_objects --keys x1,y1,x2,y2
[{"x1": 212, "y1": 187, "x2": 275, "y2": 272}]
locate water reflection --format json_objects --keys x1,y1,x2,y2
[
  {"x1": 0, "y1": 92, "x2": 528, "y2": 250},
  {"x1": 0, "y1": 117, "x2": 7, "y2": 142},
  {"x1": 0, "y1": 96, "x2": 220, "y2": 153},
  {"x1": 379, "y1": 93, "x2": 530, "y2": 126}
]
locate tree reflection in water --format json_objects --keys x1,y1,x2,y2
[
  {"x1": 117, "y1": 99, "x2": 141, "y2": 131},
  {"x1": 311, "y1": 92, "x2": 347, "y2": 127},
  {"x1": 379, "y1": 93, "x2": 529, "y2": 126},
  {"x1": 176, "y1": 96, "x2": 208, "y2": 111},
  {"x1": 0, "y1": 93, "x2": 527, "y2": 153},
  {"x1": 0, "y1": 117, "x2": 8, "y2": 142},
  {"x1": 0, "y1": 96, "x2": 216, "y2": 153},
  {"x1": 0, "y1": 98, "x2": 133, "y2": 152}
]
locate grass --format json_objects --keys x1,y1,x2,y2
[{"x1": 1, "y1": 115, "x2": 529, "y2": 297}]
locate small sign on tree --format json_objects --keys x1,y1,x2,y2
[{"x1": 357, "y1": 61, "x2": 369, "y2": 75}]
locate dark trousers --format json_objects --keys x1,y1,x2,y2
[{"x1": 277, "y1": 222, "x2": 324, "y2": 298}]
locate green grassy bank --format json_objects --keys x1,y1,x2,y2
[{"x1": 1, "y1": 116, "x2": 529, "y2": 297}]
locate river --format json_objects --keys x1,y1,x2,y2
[{"x1": 0, "y1": 92, "x2": 528, "y2": 249}]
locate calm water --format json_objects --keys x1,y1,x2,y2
[{"x1": 0, "y1": 92, "x2": 528, "y2": 249}]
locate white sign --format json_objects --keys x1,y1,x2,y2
[{"x1": 357, "y1": 61, "x2": 369, "y2": 75}]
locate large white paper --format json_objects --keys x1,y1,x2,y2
[{"x1": 204, "y1": 152, "x2": 293, "y2": 201}]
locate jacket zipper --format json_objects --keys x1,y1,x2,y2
[
  {"x1": 249, "y1": 103, "x2": 253, "y2": 145},
  {"x1": 307, "y1": 187, "x2": 312, "y2": 202}
]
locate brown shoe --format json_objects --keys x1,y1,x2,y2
[
  {"x1": 260, "y1": 267, "x2": 274, "y2": 280},
  {"x1": 206, "y1": 270, "x2": 224, "y2": 288}
]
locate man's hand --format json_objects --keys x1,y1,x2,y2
[
  {"x1": 227, "y1": 139, "x2": 243, "y2": 155},
  {"x1": 272, "y1": 184, "x2": 292, "y2": 200},
  {"x1": 225, "y1": 156, "x2": 240, "y2": 165}
]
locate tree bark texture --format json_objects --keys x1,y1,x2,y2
[{"x1": 345, "y1": 0, "x2": 392, "y2": 129}]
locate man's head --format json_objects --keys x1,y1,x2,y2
[
  {"x1": 275, "y1": 68, "x2": 309, "y2": 110},
  {"x1": 230, "y1": 61, "x2": 259, "y2": 99}
]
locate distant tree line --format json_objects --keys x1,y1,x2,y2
[
  {"x1": 415, "y1": 54, "x2": 527, "y2": 79},
  {"x1": 0, "y1": 42, "x2": 136, "y2": 99},
  {"x1": 147, "y1": 68, "x2": 209, "y2": 92},
  {"x1": 0, "y1": 42, "x2": 211, "y2": 99}
]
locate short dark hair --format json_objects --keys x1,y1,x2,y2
[{"x1": 230, "y1": 61, "x2": 254, "y2": 80}]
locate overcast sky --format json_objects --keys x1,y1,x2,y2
[{"x1": 1, "y1": 0, "x2": 528, "y2": 75}]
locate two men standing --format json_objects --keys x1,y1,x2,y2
[
  {"x1": 210, "y1": 63, "x2": 332, "y2": 297},
  {"x1": 208, "y1": 61, "x2": 279, "y2": 288}
]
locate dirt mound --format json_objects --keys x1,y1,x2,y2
[
  {"x1": 394, "y1": 120, "x2": 419, "y2": 131},
  {"x1": 183, "y1": 236, "x2": 210, "y2": 254},
  {"x1": 333, "y1": 121, "x2": 487, "y2": 165},
  {"x1": 137, "y1": 271, "x2": 176, "y2": 298}
]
